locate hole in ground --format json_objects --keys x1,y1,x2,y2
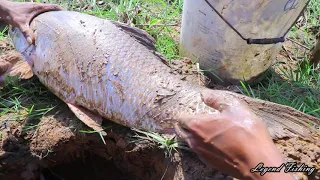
[{"x1": 41, "y1": 153, "x2": 133, "y2": 180}]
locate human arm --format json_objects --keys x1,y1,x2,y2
[
  {"x1": 0, "y1": 0, "x2": 63, "y2": 44},
  {"x1": 0, "y1": 1, "x2": 62, "y2": 86},
  {"x1": 175, "y1": 90, "x2": 294, "y2": 180}
]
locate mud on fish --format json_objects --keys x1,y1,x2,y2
[{"x1": 9, "y1": 11, "x2": 320, "y2": 138}]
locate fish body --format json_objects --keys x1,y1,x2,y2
[
  {"x1": 10, "y1": 11, "x2": 215, "y2": 132},
  {"x1": 10, "y1": 11, "x2": 319, "y2": 137}
]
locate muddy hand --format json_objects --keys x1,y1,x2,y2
[
  {"x1": 0, "y1": 1, "x2": 63, "y2": 45},
  {"x1": 175, "y1": 90, "x2": 294, "y2": 180}
]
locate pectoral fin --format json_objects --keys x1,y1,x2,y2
[{"x1": 67, "y1": 103, "x2": 107, "y2": 136}]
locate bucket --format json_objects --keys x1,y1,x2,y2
[{"x1": 179, "y1": 0, "x2": 310, "y2": 85}]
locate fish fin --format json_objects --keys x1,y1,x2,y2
[
  {"x1": 221, "y1": 90, "x2": 320, "y2": 139},
  {"x1": 110, "y1": 20, "x2": 156, "y2": 51},
  {"x1": 67, "y1": 103, "x2": 107, "y2": 136}
]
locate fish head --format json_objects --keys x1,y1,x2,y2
[
  {"x1": 9, "y1": 26, "x2": 35, "y2": 68},
  {"x1": 9, "y1": 26, "x2": 30, "y2": 53}
]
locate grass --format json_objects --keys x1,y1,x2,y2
[
  {"x1": 289, "y1": 0, "x2": 319, "y2": 46},
  {"x1": 0, "y1": 26, "x2": 8, "y2": 41},
  {"x1": 238, "y1": 61, "x2": 320, "y2": 119},
  {"x1": 79, "y1": 129, "x2": 108, "y2": 144},
  {"x1": 0, "y1": 76, "x2": 59, "y2": 134},
  {"x1": 241, "y1": 0, "x2": 320, "y2": 120},
  {"x1": 1, "y1": 0, "x2": 319, "y2": 149},
  {"x1": 72, "y1": 0, "x2": 183, "y2": 60},
  {"x1": 131, "y1": 128, "x2": 179, "y2": 158}
]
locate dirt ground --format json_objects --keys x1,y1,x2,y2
[
  {"x1": 0, "y1": 44, "x2": 233, "y2": 180},
  {"x1": 0, "y1": 101, "x2": 232, "y2": 180},
  {"x1": 0, "y1": 35, "x2": 319, "y2": 180}
]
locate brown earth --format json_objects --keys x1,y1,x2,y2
[
  {"x1": 1, "y1": 85, "x2": 319, "y2": 180},
  {"x1": 0, "y1": 36, "x2": 319, "y2": 180}
]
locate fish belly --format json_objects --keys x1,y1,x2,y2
[{"x1": 10, "y1": 11, "x2": 216, "y2": 132}]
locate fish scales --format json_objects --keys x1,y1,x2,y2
[
  {"x1": 10, "y1": 11, "x2": 320, "y2": 140},
  {"x1": 10, "y1": 11, "x2": 216, "y2": 132}
]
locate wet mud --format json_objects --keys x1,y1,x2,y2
[
  {"x1": 0, "y1": 39, "x2": 319, "y2": 180},
  {"x1": 1, "y1": 101, "x2": 319, "y2": 180}
]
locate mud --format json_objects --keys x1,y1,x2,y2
[
  {"x1": 0, "y1": 53, "x2": 319, "y2": 180},
  {"x1": 0, "y1": 101, "x2": 229, "y2": 180},
  {"x1": 1, "y1": 35, "x2": 320, "y2": 180},
  {"x1": 41, "y1": 153, "x2": 130, "y2": 180},
  {"x1": 0, "y1": 40, "x2": 33, "y2": 83},
  {"x1": 1, "y1": 101, "x2": 319, "y2": 180}
]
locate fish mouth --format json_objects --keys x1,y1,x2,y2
[
  {"x1": 9, "y1": 26, "x2": 30, "y2": 54},
  {"x1": 9, "y1": 26, "x2": 35, "y2": 70}
]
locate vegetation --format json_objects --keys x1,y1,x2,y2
[
  {"x1": 0, "y1": 0, "x2": 319, "y2": 152},
  {"x1": 132, "y1": 128, "x2": 179, "y2": 158},
  {"x1": 239, "y1": 0, "x2": 320, "y2": 119}
]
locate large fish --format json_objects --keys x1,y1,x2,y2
[{"x1": 9, "y1": 11, "x2": 319, "y2": 138}]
